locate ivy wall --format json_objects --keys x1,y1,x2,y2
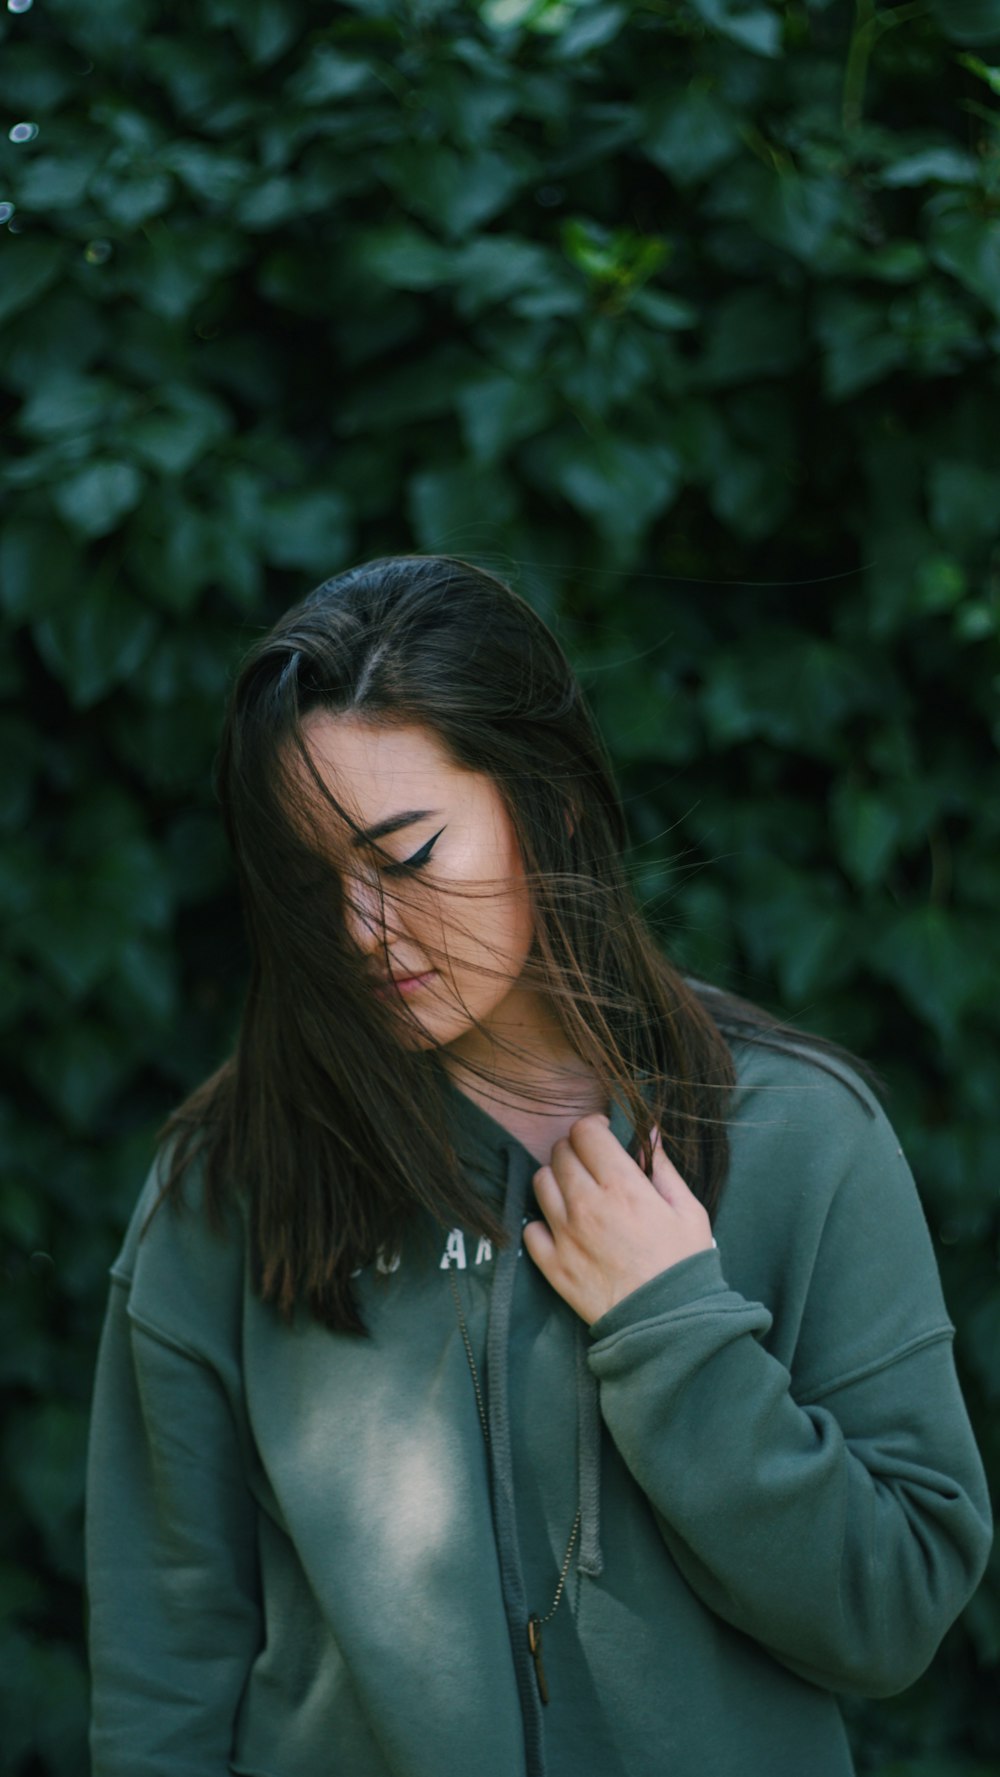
[{"x1": 1, "y1": 0, "x2": 998, "y2": 1770}]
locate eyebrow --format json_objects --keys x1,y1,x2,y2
[{"x1": 349, "y1": 809, "x2": 439, "y2": 847}]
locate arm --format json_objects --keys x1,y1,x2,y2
[
  {"x1": 584, "y1": 1071, "x2": 993, "y2": 1699},
  {"x1": 86, "y1": 1275, "x2": 262, "y2": 1774},
  {"x1": 588, "y1": 1254, "x2": 989, "y2": 1695}
]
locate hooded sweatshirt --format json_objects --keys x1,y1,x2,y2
[{"x1": 85, "y1": 1036, "x2": 993, "y2": 1777}]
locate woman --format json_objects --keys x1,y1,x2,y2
[{"x1": 85, "y1": 554, "x2": 992, "y2": 1777}]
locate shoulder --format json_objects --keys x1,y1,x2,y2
[
  {"x1": 109, "y1": 1136, "x2": 248, "y2": 1362},
  {"x1": 727, "y1": 1034, "x2": 886, "y2": 1156},
  {"x1": 723, "y1": 1033, "x2": 911, "y2": 1223},
  {"x1": 716, "y1": 1035, "x2": 953, "y2": 1386}
]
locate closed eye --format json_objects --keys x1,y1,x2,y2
[{"x1": 382, "y1": 825, "x2": 446, "y2": 878}]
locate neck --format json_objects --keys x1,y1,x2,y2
[{"x1": 440, "y1": 984, "x2": 600, "y2": 1115}]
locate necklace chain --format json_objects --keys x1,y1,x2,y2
[{"x1": 446, "y1": 1263, "x2": 581, "y2": 1700}]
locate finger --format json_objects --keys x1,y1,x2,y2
[
  {"x1": 566, "y1": 1115, "x2": 633, "y2": 1190},
  {"x1": 522, "y1": 1216, "x2": 558, "y2": 1271},
  {"x1": 648, "y1": 1123, "x2": 690, "y2": 1204},
  {"x1": 531, "y1": 1163, "x2": 569, "y2": 1224},
  {"x1": 549, "y1": 1133, "x2": 601, "y2": 1199},
  {"x1": 647, "y1": 1125, "x2": 716, "y2": 1246}
]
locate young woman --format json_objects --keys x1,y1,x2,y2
[{"x1": 85, "y1": 554, "x2": 992, "y2": 1777}]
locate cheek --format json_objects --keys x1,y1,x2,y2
[
  {"x1": 487, "y1": 838, "x2": 535, "y2": 961},
  {"x1": 440, "y1": 833, "x2": 534, "y2": 970}
]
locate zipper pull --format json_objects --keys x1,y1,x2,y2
[{"x1": 527, "y1": 1613, "x2": 550, "y2": 1706}]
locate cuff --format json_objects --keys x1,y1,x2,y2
[{"x1": 587, "y1": 1244, "x2": 730, "y2": 1342}]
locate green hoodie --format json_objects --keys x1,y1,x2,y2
[{"x1": 85, "y1": 1037, "x2": 992, "y2": 1777}]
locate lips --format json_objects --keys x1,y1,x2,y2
[{"x1": 374, "y1": 969, "x2": 436, "y2": 992}]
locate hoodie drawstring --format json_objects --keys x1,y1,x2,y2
[
  {"x1": 484, "y1": 1148, "x2": 548, "y2": 1776},
  {"x1": 575, "y1": 1321, "x2": 604, "y2": 1578}
]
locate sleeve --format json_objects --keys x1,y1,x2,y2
[
  {"x1": 586, "y1": 1066, "x2": 994, "y2": 1700},
  {"x1": 86, "y1": 1273, "x2": 263, "y2": 1775}
]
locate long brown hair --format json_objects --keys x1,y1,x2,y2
[{"x1": 156, "y1": 553, "x2": 883, "y2": 1333}]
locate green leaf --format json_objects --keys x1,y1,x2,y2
[
  {"x1": 13, "y1": 148, "x2": 105, "y2": 211},
  {"x1": 0, "y1": 43, "x2": 79, "y2": 113},
  {"x1": 826, "y1": 240, "x2": 930, "y2": 284},
  {"x1": 50, "y1": 460, "x2": 145, "y2": 537},
  {"x1": 0, "y1": 239, "x2": 64, "y2": 327},
  {"x1": 706, "y1": 160, "x2": 851, "y2": 267},
  {"x1": 628, "y1": 288, "x2": 699, "y2": 331},
  {"x1": 33, "y1": 578, "x2": 158, "y2": 706},
  {"x1": 139, "y1": 35, "x2": 239, "y2": 120},
  {"x1": 17, "y1": 372, "x2": 134, "y2": 440},
  {"x1": 4, "y1": 1403, "x2": 88, "y2": 1540},
  {"x1": 957, "y1": 51, "x2": 1000, "y2": 93},
  {"x1": 0, "y1": 716, "x2": 38, "y2": 832},
  {"x1": 927, "y1": 204, "x2": 1000, "y2": 322},
  {"x1": 736, "y1": 861, "x2": 858, "y2": 1001},
  {"x1": 0, "y1": 289, "x2": 107, "y2": 393},
  {"x1": 206, "y1": 0, "x2": 300, "y2": 64},
  {"x1": 542, "y1": 3, "x2": 629, "y2": 60},
  {"x1": 454, "y1": 367, "x2": 556, "y2": 464},
  {"x1": 454, "y1": 236, "x2": 574, "y2": 319},
  {"x1": 119, "y1": 222, "x2": 246, "y2": 321},
  {"x1": 23, "y1": 1020, "x2": 133, "y2": 1129},
  {"x1": 354, "y1": 223, "x2": 455, "y2": 290},
  {"x1": 702, "y1": 637, "x2": 871, "y2": 753},
  {"x1": 337, "y1": 343, "x2": 475, "y2": 433},
  {"x1": 711, "y1": 450, "x2": 789, "y2": 538},
  {"x1": 523, "y1": 429, "x2": 682, "y2": 547},
  {"x1": 126, "y1": 499, "x2": 228, "y2": 613},
  {"x1": 107, "y1": 935, "x2": 178, "y2": 1026},
  {"x1": 927, "y1": 460, "x2": 1000, "y2": 551},
  {"x1": 829, "y1": 781, "x2": 903, "y2": 887},
  {"x1": 373, "y1": 143, "x2": 532, "y2": 239},
  {"x1": 257, "y1": 488, "x2": 354, "y2": 571},
  {"x1": 960, "y1": 1294, "x2": 1000, "y2": 1407},
  {"x1": 698, "y1": 287, "x2": 805, "y2": 384},
  {"x1": 285, "y1": 44, "x2": 377, "y2": 103},
  {"x1": 122, "y1": 386, "x2": 232, "y2": 475},
  {"x1": 164, "y1": 812, "x2": 230, "y2": 905},
  {"x1": 13, "y1": 888, "x2": 123, "y2": 998},
  {"x1": 640, "y1": 87, "x2": 744, "y2": 188},
  {"x1": 874, "y1": 147, "x2": 983, "y2": 188},
  {"x1": 915, "y1": 554, "x2": 967, "y2": 614},
  {"x1": 157, "y1": 141, "x2": 254, "y2": 206},
  {"x1": 813, "y1": 291, "x2": 909, "y2": 400},
  {"x1": 930, "y1": 0, "x2": 1000, "y2": 45},
  {"x1": 90, "y1": 166, "x2": 175, "y2": 227},
  {"x1": 0, "y1": 1631, "x2": 89, "y2": 1770},
  {"x1": 407, "y1": 459, "x2": 519, "y2": 550},
  {"x1": 688, "y1": 0, "x2": 784, "y2": 58},
  {"x1": 870, "y1": 907, "x2": 989, "y2": 1045},
  {"x1": 235, "y1": 174, "x2": 313, "y2": 231},
  {"x1": 0, "y1": 520, "x2": 79, "y2": 625}
]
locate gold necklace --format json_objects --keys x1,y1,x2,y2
[{"x1": 446, "y1": 1263, "x2": 580, "y2": 1706}]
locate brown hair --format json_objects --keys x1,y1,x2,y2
[{"x1": 155, "y1": 553, "x2": 883, "y2": 1332}]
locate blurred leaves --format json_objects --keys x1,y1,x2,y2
[{"x1": 3, "y1": 0, "x2": 1000, "y2": 1772}]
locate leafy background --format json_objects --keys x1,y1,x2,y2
[{"x1": 1, "y1": 0, "x2": 998, "y2": 1770}]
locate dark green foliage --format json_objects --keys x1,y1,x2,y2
[{"x1": 1, "y1": 0, "x2": 998, "y2": 1769}]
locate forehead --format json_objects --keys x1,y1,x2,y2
[{"x1": 291, "y1": 713, "x2": 468, "y2": 847}]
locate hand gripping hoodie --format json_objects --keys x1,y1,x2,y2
[{"x1": 85, "y1": 1037, "x2": 993, "y2": 1777}]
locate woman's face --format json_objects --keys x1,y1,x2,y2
[{"x1": 297, "y1": 712, "x2": 537, "y2": 1052}]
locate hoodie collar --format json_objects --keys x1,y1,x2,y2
[{"x1": 433, "y1": 1059, "x2": 649, "y2": 1183}]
